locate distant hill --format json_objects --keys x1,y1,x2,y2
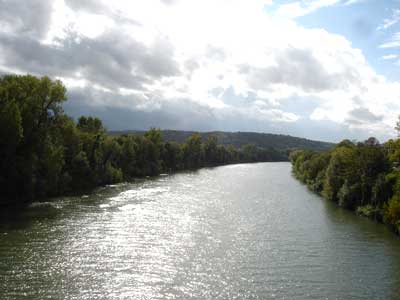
[{"x1": 109, "y1": 130, "x2": 334, "y2": 152}]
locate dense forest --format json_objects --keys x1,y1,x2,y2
[
  {"x1": 110, "y1": 130, "x2": 334, "y2": 152},
  {"x1": 290, "y1": 137, "x2": 400, "y2": 234},
  {"x1": 0, "y1": 74, "x2": 289, "y2": 206}
]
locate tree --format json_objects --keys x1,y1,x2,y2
[
  {"x1": 182, "y1": 134, "x2": 203, "y2": 169},
  {"x1": 241, "y1": 144, "x2": 258, "y2": 162},
  {"x1": 0, "y1": 74, "x2": 300, "y2": 205},
  {"x1": 144, "y1": 128, "x2": 163, "y2": 174},
  {"x1": 0, "y1": 75, "x2": 67, "y2": 203},
  {"x1": 384, "y1": 195, "x2": 400, "y2": 233},
  {"x1": 162, "y1": 141, "x2": 182, "y2": 171},
  {"x1": 77, "y1": 116, "x2": 105, "y2": 134},
  {"x1": 204, "y1": 135, "x2": 218, "y2": 165}
]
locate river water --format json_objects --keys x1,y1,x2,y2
[{"x1": 1, "y1": 162, "x2": 400, "y2": 299}]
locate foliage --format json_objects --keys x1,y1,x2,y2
[
  {"x1": 0, "y1": 74, "x2": 289, "y2": 205},
  {"x1": 384, "y1": 195, "x2": 400, "y2": 233},
  {"x1": 290, "y1": 137, "x2": 400, "y2": 233},
  {"x1": 110, "y1": 129, "x2": 334, "y2": 153},
  {"x1": 356, "y1": 205, "x2": 382, "y2": 221}
]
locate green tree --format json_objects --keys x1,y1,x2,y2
[
  {"x1": 384, "y1": 195, "x2": 400, "y2": 233},
  {"x1": 204, "y1": 135, "x2": 218, "y2": 165},
  {"x1": 162, "y1": 141, "x2": 182, "y2": 171},
  {"x1": 0, "y1": 75, "x2": 67, "y2": 203},
  {"x1": 182, "y1": 134, "x2": 203, "y2": 169}
]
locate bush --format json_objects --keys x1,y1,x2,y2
[
  {"x1": 356, "y1": 205, "x2": 382, "y2": 221},
  {"x1": 384, "y1": 195, "x2": 400, "y2": 232}
]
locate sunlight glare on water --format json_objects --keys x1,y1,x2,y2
[{"x1": 1, "y1": 163, "x2": 400, "y2": 299}]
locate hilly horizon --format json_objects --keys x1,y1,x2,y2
[{"x1": 110, "y1": 129, "x2": 334, "y2": 152}]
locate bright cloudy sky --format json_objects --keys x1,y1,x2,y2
[{"x1": 1, "y1": 0, "x2": 400, "y2": 142}]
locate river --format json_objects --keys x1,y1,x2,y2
[{"x1": 1, "y1": 162, "x2": 400, "y2": 299}]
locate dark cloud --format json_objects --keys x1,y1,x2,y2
[
  {"x1": 64, "y1": 87, "x2": 297, "y2": 134},
  {"x1": 0, "y1": 0, "x2": 53, "y2": 39},
  {"x1": 65, "y1": 87, "x2": 217, "y2": 131},
  {"x1": 64, "y1": 86, "x2": 380, "y2": 143},
  {"x1": 346, "y1": 107, "x2": 383, "y2": 125},
  {"x1": 0, "y1": 0, "x2": 389, "y2": 142},
  {"x1": 243, "y1": 47, "x2": 360, "y2": 92},
  {"x1": 64, "y1": 0, "x2": 105, "y2": 14},
  {"x1": 0, "y1": 0, "x2": 183, "y2": 131},
  {"x1": 64, "y1": 0, "x2": 141, "y2": 27},
  {"x1": 0, "y1": 30, "x2": 180, "y2": 91},
  {"x1": 139, "y1": 37, "x2": 181, "y2": 79}
]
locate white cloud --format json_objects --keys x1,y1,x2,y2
[
  {"x1": 275, "y1": 0, "x2": 369, "y2": 19},
  {"x1": 377, "y1": 9, "x2": 400, "y2": 31},
  {"x1": 275, "y1": 0, "x2": 368, "y2": 19},
  {"x1": 343, "y1": 0, "x2": 367, "y2": 5},
  {"x1": 380, "y1": 41, "x2": 400, "y2": 49},
  {"x1": 276, "y1": 0, "x2": 342, "y2": 18},
  {"x1": 379, "y1": 32, "x2": 400, "y2": 49},
  {"x1": 382, "y1": 54, "x2": 398, "y2": 60},
  {"x1": 0, "y1": 0, "x2": 399, "y2": 140}
]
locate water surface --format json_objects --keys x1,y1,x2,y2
[{"x1": 1, "y1": 162, "x2": 400, "y2": 299}]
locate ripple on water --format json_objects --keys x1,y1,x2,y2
[{"x1": 1, "y1": 163, "x2": 400, "y2": 299}]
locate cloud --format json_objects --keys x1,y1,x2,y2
[
  {"x1": 241, "y1": 47, "x2": 361, "y2": 93},
  {"x1": 65, "y1": 89, "x2": 218, "y2": 131},
  {"x1": 64, "y1": 0, "x2": 105, "y2": 13},
  {"x1": 276, "y1": 0, "x2": 348, "y2": 18},
  {"x1": 0, "y1": 0, "x2": 54, "y2": 39},
  {"x1": 0, "y1": 29, "x2": 180, "y2": 91},
  {"x1": 160, "y1": 0, "x2": 178, "y2": 5},
  {"x1": 63, "y1": 0, "x2": 141, "y2": 28},
  {"x1": 0, "y1": 0, "x2": 399, "y2": 141},
  {"x1": 377, "y1": 9, "x2": 400, "y2": 31},
  {"x1": 379, "y1": 32, "x2": 400, "y2": 48},
  {"x1": 382, "y1": 54, "x2": 398, "y2": 60},
  {"x1": 346, "y1": 107, "x2": 383, "y2": 125},
  {"x1": 343, "y1": 0, "x2": 367, "y2": 5},
  {"x1": 276, "y1": 0, "x2": 369, "y2": 19}
]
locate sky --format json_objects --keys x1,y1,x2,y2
[{"x1": 1, "y1": 0, "x2": 400, "y2": 142}]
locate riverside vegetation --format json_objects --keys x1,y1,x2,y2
[
  {"x1": 111, "y1": 130, "x2": 333, "y2": 152},
  {"x1": 290, "y1": 137, "x2": 400, "y2": 234},
  {"x1": 0, "y1": 74, "x2": 290, "y2": 206}
]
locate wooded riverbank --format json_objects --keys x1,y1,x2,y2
[
  {"x1": 0, "y1": 74, "x2": 287, "y2": 206},
  {"x1": 290, "y1": 138, "x2": 400, "y2": 235}
]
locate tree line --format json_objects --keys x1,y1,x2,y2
[
  {"x1": 290, "y1": 137, "x2": 400, "y2": 234},
  {"x1": 111, "y1": 130, "x2": 334, "y2": 153},
  {"x1": 0, "y1": 74, "x2": 286, "y2": 206}
]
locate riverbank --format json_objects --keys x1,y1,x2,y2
[
  {"x1": 1, "y1": 158, "x2": 289, "y2": 210},
  {"x1": 0, "y1": 75, "x2": 290, "y2": 207},
  {"x1": 290, "y1": 140, "x2": 400, "y2": 235}
]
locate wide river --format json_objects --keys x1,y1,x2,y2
[{"x1": 1, "y1": 162, "x2": 400, "y2": 299}]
